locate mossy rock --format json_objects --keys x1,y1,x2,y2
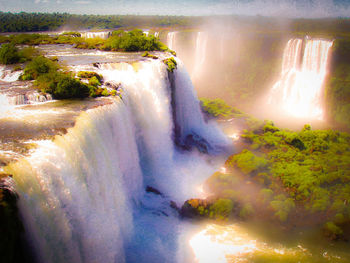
[{"x1": 162, "y1": 57, "x2": 177, "y2": 73}]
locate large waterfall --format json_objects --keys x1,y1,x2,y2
[
  {"x1": 269, "y1": 37, "x2": 333, "y2": 119},
  {"x1": 5, "y1": 58, "x2": 230, "y2": 263},
  {"x1": 167, "y1": 32, "x2": 177, "y2": 50},
  {"x1": 191, "y1": 32, "x2": 208, "y2": 81}
]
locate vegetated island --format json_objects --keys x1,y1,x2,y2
[
  {"x1": 181, "y1": 98, "x2": 350, "y2": 241},
  {"x1": 0, "y1": 29, "x2": 175, "y2": 100}
]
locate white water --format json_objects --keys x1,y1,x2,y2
[
  {"x1": 81, "y1": 32, "x2": 111, "y2": 39},
  {"x1": 6, "y1": 59, "x2": 231, "y2": 263},
  {"x1": 167, "y1": 32, "x2": 177, "y2": 50},
  {"x1": 7, "y1": 101, "x2": 143, "y2": 263},
  {"x1": 269, "y1": 38, "x2": 333, "y2": 119},
  {"x1": 191, "y1": 32, "x2": 208, "y2": 81},
  {"x1": 0, "y1": 65, "x2": 22, "y2": 82},
  {"x1": 0, "y1": 93, "x2": 14, "y2": 117}
]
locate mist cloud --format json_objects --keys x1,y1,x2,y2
[{"x1": 2, "y1": 0, "x2": 350, "y2": 17}]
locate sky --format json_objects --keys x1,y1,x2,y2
[{"x1": 0, "y1": 0, "x2": 350, "y2": 17}]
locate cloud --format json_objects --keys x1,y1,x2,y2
[
  {"x1": 34, "y1": 0, "x2": 49, "y2": 3},
  {"x1": 75, "y1": 0, "x2": 91, "y2": 4}
]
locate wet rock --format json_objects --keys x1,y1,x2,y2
[
  {"x1": 180, "y1": 198, "x2": 211, "y2": 219},
  {"x1": 0, "y1": 174, "x2": 35, "y2": 263},
  {"x1": 146, "y1": 185, "x2": 163, "y2": 196},
  {"x1": 170, "y1": 201, "x2": 180, "y2": 212}
]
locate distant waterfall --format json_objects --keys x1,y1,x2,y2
[
  {"x1": 167, "y1": 32, "x2": 177, "y2": 50},
  {"x1": 191, "y1": 32, "x2": 208, "y2": 80},
  {"x1": 81, "y1": 32, "x2": 111, "y2": 39},
  {"x1": 6, "y1": 59, "x2": 230, "y2": 263},
  {"x1": 269, "y1": 37, "x2": 333, "y2": 119}
]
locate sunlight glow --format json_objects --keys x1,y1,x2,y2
[
  {"x1": 189, "y1": 224, "x2": 258, "y2": 263},
  {"x1": 269, "y1": 38, "x2": 333, "y2": 120},
  {"x1": 228, "y1": 133, "x2": 239, "y2": 141}
]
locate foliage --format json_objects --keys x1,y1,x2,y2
[
  {"x1": 199, "y1": 98, "x2": 244, "y2": 119},
  {"x1": 0, "y1": 12, "x2": 193, "y2": 33},
  {"x1": 18, "y1": 55, "x2": 104, "y2": 99},
  {"x1": 239, "y1": 203, "x2": 254, "y2": 219},
  {"x1": 88, "y1": 76, "x2": 101, "y2": 87},
  {"x1": 208, "y1": 199, "x2": 234, "y2": 221},
  {"x1": 19, "y1": 56, "x2": 59, "y2": 80},
  {"x1": 103, "y1": 29, "x2": 163, "y2": 52},
  {"x1": 226, "y1": 149, "x2": 268, "y2": 174},
  {"x1": 0, "y1": 44, "x2": 20, "y2": 64},
  {"x1": 204, "y1": 116, "x2": 350, "y2": 238},
  {"x1": 162, "y1": 57, "x2": 177, "y2": 73},
  {"x1": 142, "y1": 51, "x2": 159, "y2": 59},
  {"x1": 77, "y1": 71, "x2": 103, "y2": 82}
]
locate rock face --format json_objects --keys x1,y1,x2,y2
[
  {"x1": 0, "y1": 175, "x2": 35, "y2": 263},
  {"x1": 180, "y1": 198, "x2": 211, "y2": 219}
]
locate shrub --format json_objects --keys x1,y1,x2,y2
[
  {"x1": 88, "y1": 76, "x2": 101, "y2": 87},
  {"x1": 227, "y1": 149, "x2": 267, "y2": 174},
  {"x1": 20, "y1": 56, "x2": 59, "y2": 80},
  {"x1": 324, "y1": 221, "x2": 343, "y2": 239},
  {"x1": 208, "y1": 199, "x2": 233, "y2": 221},
  {"x1": 162, "y1": 57, "x2": 177, "y2": 72},
  {"x1": 77, "y1": 71, "x2": 102, "y2": 81},
  {"x1": 0, "y1": 44, "x2": 20, "y2": 64},
  {"x1": 54, "y1": 76, "x2": 90, "y2": 99},
  {"x1": 239, "y1": 203, "x2": 254, "y2": 219}
]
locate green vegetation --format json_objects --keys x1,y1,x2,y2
[
  {"x1": 0, "y1": 29, "x2": 166, "y2": 53},
  {"x1": 16, "y1": 55, "x2": 117, "y2": 99},
  {"x1": 103, "y1": 29, "x2": 164, "y2": 52},
  {"x1": 0, "y1": 44, "x2": 20, "y2": 64},
  {"x1": 226, "y1": 149, "x2": 267, "y2": 174},
  {"x1": 181, "y1": 198, "x2": 233, "y2": 221},
  {"x1": 77, "y1": 71, "x2": 103, "y2": 82},
  {"x1": 194, "y1": 106, "x2": 350, "y2": 239},
  {"x1": 0, "y1": 12, "x2": 193, "y2": 32},
  {"x1": 163, "y1": 57, "x2": 177, "y2": 72},
  {"x1": 0, "y1": 44, "x2": 37, "y2": 64},
  {"x1": 142, "y1": 51, "x2": 159, "y2": 59},
  {"x1": 200, "y1": 98, "x2": 244, "y2": 119}
]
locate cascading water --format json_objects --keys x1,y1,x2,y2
[
  {"x1": 0, "y1": 93, "x2": 13, "y2": 117},
  {"x1": 269, "y1": 37, "x2": 333, "y2": 119},
  {"x1": 167, "y1": 32, "x2": 177, "y2": 50},
  {"x1": 6, "y1": 58, "x2": 231, "y2": 263},
  {"x1": 191, "y1": 32, "x2": 208, "y2": 81},
  {"x1": 0, "y1": 65, "x2": 23, "y2": 82},
  {"x1": 6, "y1": 100, "x2": 143, "y2": 263},
  {"x1": 80, "y1": 32, "x2": 111, "y2": 39}
]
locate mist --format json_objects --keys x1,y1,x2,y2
[{"x1": 1, "y1": 0, "x2": 350, "y2": 18}]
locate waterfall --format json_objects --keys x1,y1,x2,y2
[
  {"x1": 6, "y1": 100, "x2": 143, "y2": 263},
  {"x1": 81, "y1": 32, "x2": 111, "y2": 39},
  {"x1": 0, "y1": 65, "x2": 22, "y2": 82},
  {"x1": 269, "y1": 37, "x2": 333, "y2": 119},
  {"x1": 0, "y1": 93, "x2": 13, "y2": 117},
  {"x1": 172, "y1": 59, "x2": 230, "y2": 154},
  {"x1": 5, "y1": 58, "x2": 230, "y2": 263},
  {"x1": 191, "y1": 32, "x2": 208, "y2": 81},
  {"x1": 167, "y1": 32, "x2": 177, "y2": 50}
]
